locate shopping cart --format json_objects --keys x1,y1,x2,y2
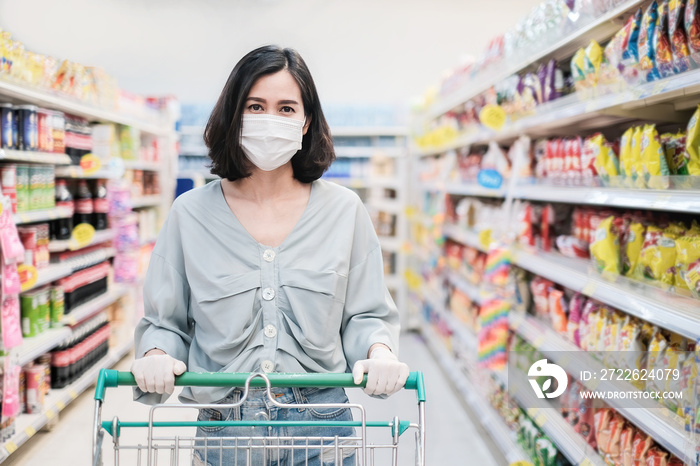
[{"x1": 92, "y1": 369, "x2": 426, "y2": 466}]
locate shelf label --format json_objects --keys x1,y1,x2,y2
[
  {"x1": 5, "y1": 441, "x2": 17, "y2": 454},
  {"x1": 479, "y1": 229, "x2": 493, "y2": 251},
  {"x1": 70, "y1": 223, "x2": 96, "y2": 250},
  {"x1": 56, "y1": 400, "x2": 66, "y2": 411},
  {"x1": 580, "y1": 458, "x2": 595, "y2": 466},
  {"x1": 24, "y1": 426, "x2": 36, "y2": 437},
  {"x1": 509, "y1": 462, "x2": 534, "y2": 466},
  {"x1": 479, "y1": 105, "x2": 506, "y2": 130},
  {"x1": 69, "y1": 389, "x2": 78, "y2": 400},
  {"x1": 18, "y1": 264, "x2": 38, "y2": 292},
  {"x1": 535, "y1": 413, "x2": 547, "y2": 427},
  {"x1": 533, "y1": 335, "x2": 545, "y2": 349},
  {"x1": 477, "y1": 169, "x2": 503, "y2": 189},
  {"x1": 45, "y1": 409, "x2": 55, "y2": 420},
  {"x1": 581, "y1": 281, "x2": 597, "y2": 296},
  {"x1": 80, "y1": 154, "x2": 101, "y2": 176}
]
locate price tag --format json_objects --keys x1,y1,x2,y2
[
  {"x1": 5, "y1": 441, "x2": 17, "y2": 454},
  {"x1": 56, "y1": 400, "x2": 66, "y2": 411},
  {"x1": 70, "y1": 223, "x2": 96, "y2": 250},
  {"x1": 533, "y1": 335, "x2": 546, "y2": 349},
  {"x1": 581, "y1": 281, "x2": 597, "y2": 296},
  {"x1": 479, "y1": 229, "x2": 493, "y2": 251},
  {"x1": 580, "y1": 458, "x2": 595, "y2": 466},
  {"x1": 45, "y1": 409, "x2": 55, "y2": 420},
  {"x1": 18, "y1": 264, "x2": 38, "y2": 292},
  {"x1": 535, "y1": 413, "x2": 547, "y2": 427},
  {"x1": 69, "y1": 389, "x2": 78, "y2": 400},
  {"x1": 479, "y1": 105, "x2": 507, "y2": 131},
  {"x1": 526, "y1": 407, "x2": 538, "y2": 418},
  {"x1": 651, "y1": 81, "x2": 666, "y2": 96},
  {"x1": 509, "y1": 462, "x2": 534, "y2": 466},
  {"x1": 80, "y1": 154, "x2": 101, "y2": 176},
  {"x1": 24, "y1": 426, "x2": 36, "y2": 437}
]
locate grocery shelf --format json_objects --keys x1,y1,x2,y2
[
  {"x1": 421, "y1": 325, "x2": 530, "y2": 464},
  {"x1": 15, "y1": 327, "x2": 73, "y2": 367},
  {"x1": 48, "y1": 229, "x2": 114, "y2": 253},
  {"x1": 31, "y1": 263, "x2": 73, "y2": 291},
  {"x1": 0, "y1": 149, "x2": 71, "y2": 165},
  {"x1": 28, "y1": 247, "x2": 117, "y2": 293},
  {"x1": 370, "y1": 198, "x2": 402, "y2": 214},
  {"x1": 513, "y1": 183, "x2": 700, "y2": 214},
  {"x1": 0, "y1": 335, "x2": 133, "y2": 463},
  {"x1": 420, "y1": 181, "x2": 507, "y2": 198},
  {"x1": 507, "y1": 373, "x2": 607, "y2": 466},
  {"x1": 123, "y1": 160, "x2": 162, "y2": 171},
  {"x1": 334, "y1": 146, "x2": 404, "y2": 158},
  {"x1": 444, "y1": 270, "x2": 482, "y2": 305},
  {"x1": 54, "y1": 166, "x2": 121, "y2": 179},
  {"x1": 0, "y1": 78, "x2": 173, "y2": 137},
  {"x1": 378, "y1": 235, "x2": 401, "y2": 252},
  {"x1": 330, "y1": 126, "x2": 407, "y2": 137},
  {"x1": 423, "y1": 0, "x2": 646, "y2": 120},
  {"x1": 425, "y1": 289, "x2": 478, "y2": 352},
  {"x1": 62, "y1": 285, "x2": 129, "y2": 326},
  {"x1": 511, "y1": 248, "x2": 700, "y2": 340},
  {"x1": 14, "y1": 206, "x2": 73, "y2": 225},
  {"x1": 510, "y1": 312, "x2": 697, "y2": 465},
  {"x1": 131, "y1": 195, "x2": 163, "y2": 209},
  {"x1": 441, "y1": 224, "x2": 486, "y2": 252}
]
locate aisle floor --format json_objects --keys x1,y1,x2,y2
[{"x1": 4, "y1": 332, "x2": 503, "y2": 465}]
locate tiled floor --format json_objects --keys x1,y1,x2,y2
[{"x1": 3, "y1": 332, "x2": 502, "y2": 465}]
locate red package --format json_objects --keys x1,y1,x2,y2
[
  {"x1": 581, "y1": 136, "x2": 600, "y2": 179},
  {"x1": 685, "y1": 0, "x2": 700, "y2": 58},
  {"x1": 567, "y1": 293, "x2": 586, "y2": 347},
  {"x1": 548, "y1": 287, "x2": 568, "y2": 334},
  {"x1": 656, "y1": 1, "x2": 674, "y2": 78},
  {"x1": 564, "y1": 137, "x2": 583, "y2": 179},
  {"x1": 573, "y1": 384, "x2": 597, "y2": 450},
  {"x1": 530, "y1": 277, "x2": 553, "y2": 320},
  {"x1": 518, "y1": 203, "x2": 536, "y2": 247},
  {"x1": 542, "y1": 204, "x2": 555, "y2": 252},
  {"x1": 633, "y1": 432, "x2": 653, "y2": 466},
  {"x1": 621, "y1": 426, "x2": 637, "y2": 466},
  {"x1": 606, "y1": 413, "x2": 625, "y2": 460},
  {"x1": 670, "y1": 0, "x2": 692, "y2": 72},
  {"x1": 595, "y1": 408, "x2": 615, "y2": 454},
  {"x1": 645, "y1": 447, "x2": 669, "y2": 466}
]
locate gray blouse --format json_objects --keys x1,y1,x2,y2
[{"x1": 134, "y1": 179, "x2": 400, "y2": 404}]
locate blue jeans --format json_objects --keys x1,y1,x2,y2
[{"x1": 193, "y1": 387, "x2": 356, "y2": 466}]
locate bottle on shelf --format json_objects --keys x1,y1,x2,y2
[
  {"x1": 73, "y1": 180, "x2": 93, "y2": 227},
  {"x1": 53, "y1": 179, "x2": 74, "y2": 240},
  {"x1": 93, "y1": 180, "x2": 108, "y2": 231}
]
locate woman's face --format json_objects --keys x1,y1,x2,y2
[{"x1": 244, "y1": 70, "x2": 310, "y2": 134}]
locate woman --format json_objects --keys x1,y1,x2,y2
[{"x1": 131, "y1": 45, "x2": 409, "y2": 466}]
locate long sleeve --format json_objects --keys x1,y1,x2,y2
[
  {"x1": 133, "y1": 211, "x2": 193, "y2": 404},
  {"x1": 340, "y1": 204, "x2": 401, "y2": 369}
]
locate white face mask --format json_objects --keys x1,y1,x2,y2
[{"x1": 240, "y1": 114, "x2": 305, "y2": 171}]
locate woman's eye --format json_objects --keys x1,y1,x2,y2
[
  {"x1": 280, "y1": 106, "x2": 295, "y2": 113},
  {"x1": 249, "y1": 104, "x2": 263, "y2": 111}
]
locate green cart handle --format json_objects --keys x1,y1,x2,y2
[{"x1": 95, "y1": 369, "x2": 426, "y2": 403}]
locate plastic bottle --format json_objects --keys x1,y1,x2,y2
[
  {"x1": 73, "y1": 180, "x2": 93, "y2": 227},
  {"x1": 92, "y1": 180, "x2": 108, "y2": 230},
  {"x1": 54, "y1": 180, "x2": 73, "y2": 240}
]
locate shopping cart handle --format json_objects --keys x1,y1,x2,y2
[{"x1": 95, "y1": 369, "x2": 425, "y2": 403}]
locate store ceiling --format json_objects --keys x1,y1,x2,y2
[{"x1": 1, "y1": 0, "x2": 540, "y2": 107}]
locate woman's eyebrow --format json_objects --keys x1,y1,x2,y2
[
  {"x1": 277, "y1": 99, "x2": 300, "y2": 105},
  {"x1": 246, "y1": 97, "x2": 266, "y2": 103}
]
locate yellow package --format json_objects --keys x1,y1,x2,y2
[
  {"x1": 571, "y1": 48, "x2": 587, "y2": 89},
  {"x1": 665, "y1": 222, "x2": 687, "y2": 239},
  {"x1": 584, "y1": 40, "x2": 603, "y2": 87},
  {"x1": 623, "y1": 222, "x2": 646, "y2": 279},
  {"x1": 618, "y1": 317, "x2": 646, "y2": 390},
  {"x1": 638, "y1": 225, "x2": 677, "y2": 285},
  {"x1": 647, "y1": 328, "x2": 669, "y2": 396},
  {"x1": 680, "y1": 350, "x2": 699, "y2": 425},
  {"x1": 685, "y1": 104, "x2": 700, "y2": 175},
  {"x1": 619, "y1": 127, "x2": 634, "y2": 178},
  {"x1": 602, "y1": 311, "x2": 623, "y2": 368},
  {"x1": 676, "y1": 234, "x2": 700, "y2": 296},
  {"x1": 663, "y1": 346, "x2": 687, "y2": 413},
  {"x1": 630, "y1": 126, "x2": 646, "y2": 187},
  {"x1": 585, "y1": 308, "x2": 605, "y2": 353},
  {"x1": 641, "y1": 125, "x2": 671, "y2": 189},
  {"x1": 591, "y1": 134, "x2": 620, "y2": 179},
  {"x1": 689, "y1": 220, "x2": 700, "y2": 235},
  {"x1": 591, "y1": 216, "x2": 622, "y2": 275}
]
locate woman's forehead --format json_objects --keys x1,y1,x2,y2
[{"x1": 248, "y1": 70, "x2": 302, "y2": 101}]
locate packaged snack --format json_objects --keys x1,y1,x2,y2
[
  {"x1": 676, "y1": 234, "x2": 700, "y2": 295},
  {"x1": 639, "y1": 225, "x2": 678, "y2": 285},
  {"x1": 631, "y1": 126, "x2": 646, "y2": 187},
  {"x1": 632, "y1": 431, "x2": 653, "y2": 465},
  {"x1": 623, "y1": 8, "x2": 644, "y2": 63},
  {"x1": 591, "y1": 216, "x2": 622, "y2": 274},
  {"x1": 654, "y1": 1, "x2": 675, "y2": 78},
  {"x1": 548, "y1": 287, "x2": 568, "y2": 334},
  {"x1": 589, "y1": 133, "x2": 620, "y2": 180},
  {"x1": 567, "y1": 293, "x2": 586, "y2": 347},
  {"x1": 618, "y1": 317, "x2": 647, "y2": 390},
  {"x1": 579, "y1": 299, "x2": 601, "y2": 351},
  {"x1": 481, "y1": 141, "x2": 510, "y2": 177},
  {"x1": 536, "y1": 437, "x2": 557, "y2": 466},
  {"x1": 661, "y1": 131, "x2": 689, "y2": 175},
  {"x1": 645, "y1": 447, "x2": 669, "y2": 466},
  {"x1": 641, "y1": 124, "x2": 671, "y2": 188},
  {"x1": 620, "y1": 426, "x2": 636, "y2": 466},
  {"x1": 620, "y1": 127, "x2": 635, "y2": 178},
  {"x1": 556, "y1": 235, "x2": 590, "y2": 258},
  {"x1": 584, "y1": 40, "x2": 604, "y2": 87},
  {"x1": 573, "y1": 383, "x2": 597, "y2": 449},
  {"x1": 623, "y1": 221, "x2": 646, "y2": 279},
  {"x1": 669, "y1": 0, "x2": 691, "y2": 72},
  {"x1": 572, "y1": 47, "x2": 588, "y2": 90},
  {"x1": 686, "y1": 0, "x2": 700, "y2": 59},
  {"x1": 639, "y1": 2, "x2": 661, "y2": 81},
  {"x1": 594, "y1": 408, "x2": 614, "y2": 454},
  {"x1": 606, "y1": 413, "x2": 625, "y2": 460},
  {"x1": 647, "y1": 327, "x2": 669, "y2": 394},
  {"x1": 531, "y1": 277, "x2": 553, "y2": 320},
  {"x1": 684, "y1": 104, "x2": 700, "y2": 174},
  {"x1": 602, "y1": 311, "x2": 624, "y2": 367}
]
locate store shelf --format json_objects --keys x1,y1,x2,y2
[
  {"x1": 131, "y1": 195, "x2": 162, "y2": 209},
  {"x1": 510, "y1": 312, "x2": 697, "y2": 465},
  {"x1": 513, "y1": 183, "x2": 700, "y2": 214},
  {"x1": 0, "y1": 78, "x2": 172, "y2": 137},
  {"x1": 62, "y1": 286, "x2": 129, "y2": 326},
  {"x1": 27, "y1": 247, "x2": 116, "y2": 293},
  {"x1": 378, "y1": 235, "x2": 401, "y2": 252},
  {"x1": 441, "y1": 224, "x2": 486, "y2": 252},
  {"x1": 511, "y1": 248, "x2": 700, "y2": 340},
  {"x1": 15, "y1": 327, "x2": 73, "y2": 367},
  {"x1": 444, "y1": 270, "x2": 482, "y2": 305},
  {"x1": 123, "y1": 160, "x2": 162, "y2": 171},
  {"x1": 369, "y1": 198, "x2": 402, "y2": 214},
  {"x1": 48, "y1": 229, "x2": 114, "y2": 253},
  {"x1": 425, "y1": 289, "x2": 478, "y2": 352},
  {"x1": 330, "y1": 126, "x2": 407, "y2": 137},
  {"x1": 420, "y1": 181, "x2": 507, "y2": 198},
  {"x1": 0, "y1": 149, "x2": 71, "y2": 165},
  {"x1": 334, "y1": 146, "x2": 404, "y2": 158},
  {"x1": 54, "y1": 166, "x2": 121, "y2": 179},
  {"x1": 421, "y1": 325, "x2": 530, "y2": 464},
  {"x1": 14, "y1": 207, "x2": 73, "y2": 225},
  {"x1": 0, "y1": 335, "x2": 133, "y2": 463},
  {"x1": 423, "y1": 0, "x2": 646, "y2": 120},
  {"x1": 30, "y1": 263, "x2": 73, "y2": 291}
]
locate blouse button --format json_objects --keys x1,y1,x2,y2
[
  {"x1": 263, "y1": 249, "x2": 275, "y2": 262},
  {"x1": 262, "y1": 288, "x2": 275, "y2": 301},
  {"x1": 261, "y1": 360, "x2": 274, "y2": 373},
  {"x1": 264, "y1": 325, "x2": 277, "y2": 338}
]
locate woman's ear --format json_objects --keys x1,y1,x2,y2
[{"x1": 303, "y1": 115, "x2": 312, "y2": 135}]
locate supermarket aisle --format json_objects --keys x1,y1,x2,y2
[{"x1": 4, "y1": 332, "x2": 502, "y2": 465}]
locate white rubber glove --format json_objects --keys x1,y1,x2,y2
[
  {"x1": 352, "y1": 347, "x2": 410, "y2": 397},
  {"x1": 131, "y1": 352, "x2": 187, "y2": 395}
]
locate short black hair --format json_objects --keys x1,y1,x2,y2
[{"x1": 204, "y1": 45, "x2": 335, "y2": 182}]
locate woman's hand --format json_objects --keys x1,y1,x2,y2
[
  {"x1": 130, "y1": 349, "x2": 187, "y2": 395},
  {"x1": 351, "y1": 346, "x2": 410, "y2": 397}
]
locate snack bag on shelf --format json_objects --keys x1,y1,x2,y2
[
  {"x1": 606, "y1": 412, "x2": 625, "y2": 462},
  {"x1": 623, "y1": 221, "x2": 647, "y2": 278},
  {"x1": 631, "y1": 126, "x2": 647, "y2": 187},
  {"x1": 602, "y1": 310, "x2": 624, "y2": 367},
  {"x1": 572, "y1": 47, "x2": 588, "y2": 91},
  {"x1": 632, "y1": 431, "x2": 653, "y2": 465},
  {"x1": 530, "y1": 276, "x2": 553, "y2": 320},
  {"x1": 624, "y1": 9, "x2": 644, "y2": 65},
  {"x1": 654, "y1": 1, "x2": 675, "y2": 78},
  {"x1": 641, "y1": 124, "x2": 671, "y2": 188},
  {"x1": 661, "y1": 131, "x2": 689, "y2": 175},
  {"x1": 605, "y1": 16, "x2": 633, "y2": 75},
  {"x1": 567, "y1": 293, "x2": 586, "y2": 347},
  {"x1": 685, "y1": 0, "x2": 700, "y2": 62},
  {"x1": 580, "y1": 300, "x2": 603, "y2": 352},
  {"x1": 676, "y1": 234, "x2": 700, "y2": 295},
  {"x1": 548, "y1": 287, "x2": 568, "y2": 334},
  {"x1": 620, "y1": 425, "x2": 637, "y2": 466},
  {"x1": 618, "y1": 317, "x2": 647, "y2": 390},
  {"x1": 535, "y1": 437, "x2": 558, "y2": 466},
  {"x1": 591, "y1": 215, "x2": 623, "y2": 275},
  {"x1": 584, "y1": 40, "x2": 604, "y2": 88},
  {"x1": 669, "y1": 0, "x2": 692, "y2": 72},
  {"x1": 619, "y1": 127, "x2": 635, "y2": 179},
  {"x1": 684, "y1": 104, "x2": 700, "y2": 174},
  {"x1": 646, "y1": 327, "x2": 670, "y2": 395},
  {"x1": 594, "y1": 408, "x2": 615, "y2": 455},
  {"x1": 638, "y1": 225, "x2": 677, "y2": 285},
  {"x1": 589, "y1": 133, "x2": 620, "y2": 181},
  {"x1": 571, "y1": 382, "x2": 598, "y2": 449},
  {"x1": 481, "y1": 141, "x2": 510, "y2": 177},
  {"x1": 639, "y1": 1, "x2": 661, "y2": 81},
  {"x1": 645, "y1": 447, "x2": 669, "y2": 466}
]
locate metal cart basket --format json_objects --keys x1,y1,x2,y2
[{"x1": 92, "y1": 369, "x2": 426, "y2": 466}]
